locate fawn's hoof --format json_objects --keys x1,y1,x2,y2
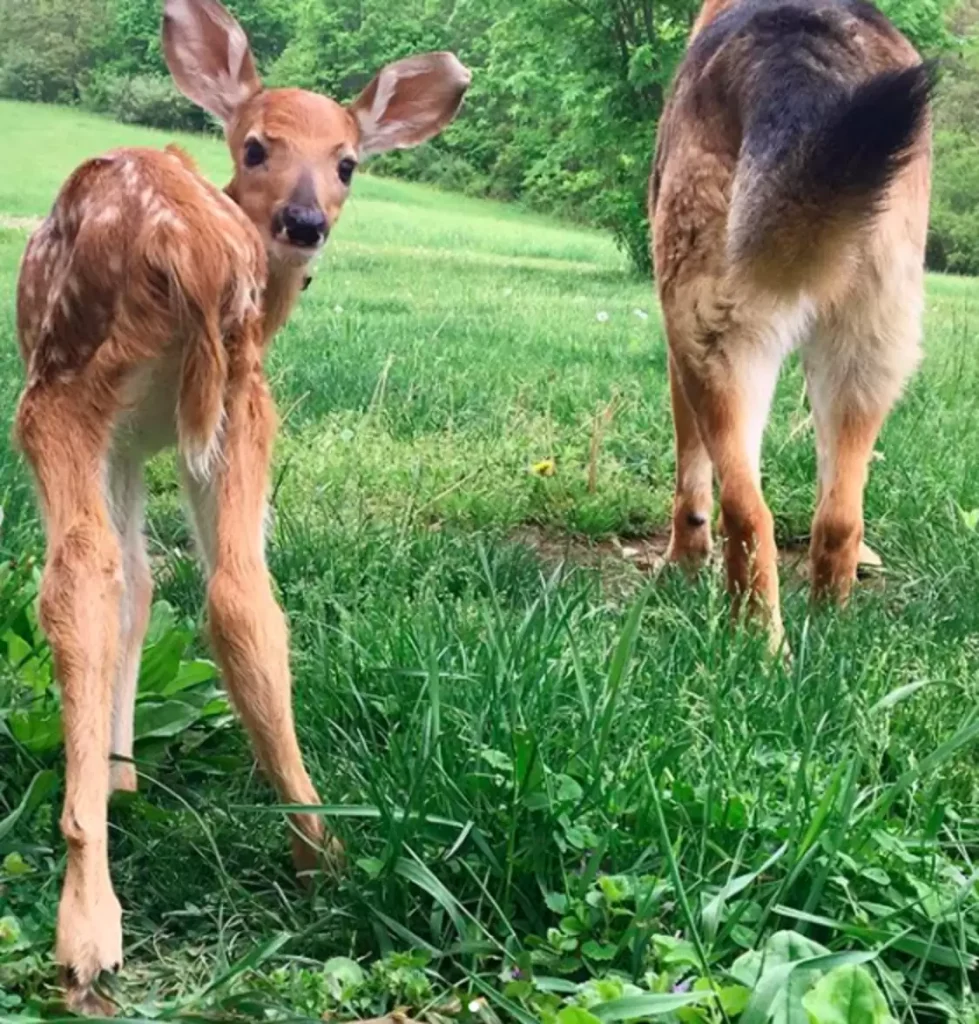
[
  {"x1": 109, "y1": 761, "x2": 138, "y2": 794},
  {"x1": 57, "y1": 882, "x2": 122, "y2": 1016},
  {"x1": 290, "y1": 817, "x2": 344, "y2": 883}
]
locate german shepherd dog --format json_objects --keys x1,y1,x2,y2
[{"x1": 651, "y1": 0, "x2": 933, "y2": 644}]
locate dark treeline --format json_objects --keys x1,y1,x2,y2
[{"x1": 1, "y1": 0, "x2": 978, "y2": 275}]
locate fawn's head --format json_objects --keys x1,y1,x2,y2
[{"x1": 162, "y1": 0, "x2": 471, "y2": 269}]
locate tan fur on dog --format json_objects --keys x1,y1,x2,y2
[{"x1": 651, "y1": 0, "x2": 932, "y2": 644}]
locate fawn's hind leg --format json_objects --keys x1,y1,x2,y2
[
  {"x1": 182, "y1": 348, "x2": 333, "y2": 877},
  {"x1": 106, "y1": 453, "x2": 153, "y2": 793},
  {"x1": 17, "y1": 386, "x2": 124, "y2": 1015}
]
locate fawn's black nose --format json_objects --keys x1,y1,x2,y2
[{"x1": 281, "y1": 204, "x2": 328, "y2": 248}]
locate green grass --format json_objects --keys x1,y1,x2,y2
[{"x1": 0, "y1": 100, "x2": 977, "y2": 1023}]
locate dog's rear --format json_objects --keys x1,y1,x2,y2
[
  {"x1": 651, "y1": 0, "x2": 932, "y2": 641},
  {"x1": 725, "y1": 3, "x2": 931, "y2": 296}
]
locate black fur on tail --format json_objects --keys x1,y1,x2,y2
[
  {"x1": 767, "y1": 60, "x2": 932, "y2": 207},
  {"x1": 727, "y1": 10, "x2": 936, "y2": 290},
  {"x1": 836, "y1": 63, "x2": 936, "y2": 193}
]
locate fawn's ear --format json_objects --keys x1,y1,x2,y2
[
  {"x1": 349, "y1": 52, "x2": 471, "y2": 157},
  {"x1": 162, "y1": 0, "x2": 262, "y2": 125}
]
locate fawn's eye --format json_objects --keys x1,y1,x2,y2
[
  {"x1": 244, "y1": 139, "x2": 267, "y2": 168},
  {"x1": 338, "y1": 157, "x2": 357, "y2": 186}
]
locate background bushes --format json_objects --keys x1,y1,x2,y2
[
  {"x1": 929, "y1": 2, "x2": 979, "y2": 275},
  {"x1": 0, "y1": 0, "x2": 975, "y2": 276},
  {"x1": 929, "y1": 133, "x2": 979, "y2": 275},
  {"x1": 80, "y1": 72, "x2": 206, "y2": 130},
  {"x1": 0, "y1": 0, "x2": 108, "y2": 103}
]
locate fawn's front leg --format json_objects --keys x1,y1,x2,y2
[{"x1": 182, "y1": 350, "x2": 335, "y2": 875}]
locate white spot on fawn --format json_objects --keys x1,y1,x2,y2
[
  {"x1": 150, "y1": 208, "x2": 188, "y2": 233},
  {"x1": 121, "y1": 161, "x2": 140, "y2": 190},
  {"x1": 94, "y1": 206, "x2": 121, "y2": 227}
]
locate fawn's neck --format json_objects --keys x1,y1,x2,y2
[
  {"x1": 262, "y1": 262, "x2": 307, "y2": 343},
  {"x1": 223, "y1": 180, "x2": 308, "y2": 344}
]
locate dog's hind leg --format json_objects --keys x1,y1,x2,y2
[
  {"x1": 668, "y1": 308, "x2": 791, "y2": 646},
  {"x1": 666, "y1": 353, "x2": 715, "y2": 569},
  {"x1": 804, "y1": 302, "x2": 921, "y2": 601}
]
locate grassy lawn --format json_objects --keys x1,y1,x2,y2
[{"x1": 0, "y1": 100, "x2": 977, "y2": 1022}]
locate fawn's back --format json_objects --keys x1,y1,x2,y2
[{"x1": 17, "y1": 146, "x2": 266, "y2": 470}]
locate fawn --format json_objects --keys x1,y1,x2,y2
[
  {"x1": 650, "y1": 0, "x2": 933, "y2": 645},
  {"x1": 14, "y1": 0, "x2": 470, "y2": 1012}
]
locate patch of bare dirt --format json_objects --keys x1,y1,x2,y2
[
  {"x1": 511, "y1": 525, "x2": 670, "y2": 574},
  {"x1": 509, "y1": 525, "x2": 671, "y2": 597},
  {"x1": 511, "y1": 525, "x2": 886, "y2": 593}
]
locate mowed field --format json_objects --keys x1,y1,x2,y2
[{"x1": 0, "y1": 100, "x2": 977, "y2": 1021}]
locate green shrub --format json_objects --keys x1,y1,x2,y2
[
  {"x1": 926, "y1": 19, "x2": 979, "y2": 276},
  {"x1": 0, "y1": 41, "x2": 91, "y2": 105},
  {"x1": 927, "y1": 128, "x2": 979, "y2": 274},
  {"x1": 0, "y1": 52, "x2": 65, "y2": 104},
  {"x1": 608, "y1": 196, "x2": 652, "y2": 279},
  {"x1": 0, "y1": 0, "x2": 105, "y2": 104},
  {"x1": 372, "y1": 147, "x2": 490, "y2": 197},
  {"x1": 80, "y1": 72, "x2": 209, "y2": 132}
]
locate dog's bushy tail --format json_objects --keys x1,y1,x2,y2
[{"x1": 728, "y1": 58, "x2": 934, "y2": 295}]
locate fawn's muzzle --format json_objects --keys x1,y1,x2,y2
[{"x1": 278, "y1": 204, "x2": 328, "y2": 248}]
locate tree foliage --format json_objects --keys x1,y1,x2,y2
[
  {"x1": 0, "y1": 0, "x2": 108, "y2": 104},
  {"x1": 0, "y1": 0, "x2": 969, "y2": 273},
  {"x1": 927, "y1": 0, "x2": 979, "y2": 274}
]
